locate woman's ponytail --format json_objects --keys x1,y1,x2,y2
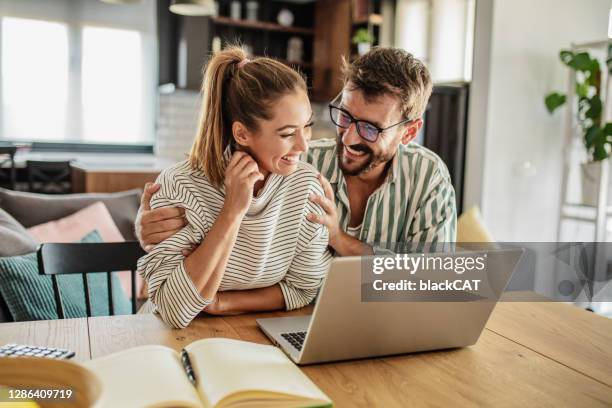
[{"x1": 189, "y1": 47, "x2": 248, "y2": 188}]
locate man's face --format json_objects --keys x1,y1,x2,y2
[{"x1": 335, "y1": 87, "x2": 409, "y2": 177}]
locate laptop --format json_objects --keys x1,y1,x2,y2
[{"x1": 257, "y1": 248, "x2": 524, "y2": 365}]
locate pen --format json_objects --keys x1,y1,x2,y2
[{"x1": 181, "y1": 349, "x2": 197, "y2": 386}]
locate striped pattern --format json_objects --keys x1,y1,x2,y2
[
  {"x1": 304, "y1": 139, "x2": 457, "y2": 253},
  {"x1": 137, "y1": 160, "x2": 331, "y2": 329}
]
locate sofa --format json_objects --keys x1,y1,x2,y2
[{"x1": 0, "y1": 187, "x2": 142, "y2": 322}]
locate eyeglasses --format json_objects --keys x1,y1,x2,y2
[{"x1": 328, "y1": 94, "x2": 414, "y2": 143}]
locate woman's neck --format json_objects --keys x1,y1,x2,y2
[{"x1": 254, "y1": 169, "x2": 270, "y2": 196}]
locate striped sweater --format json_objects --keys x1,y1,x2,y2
[{"x1": 137, "y1": 160, "x2": 332, "y2": 329}]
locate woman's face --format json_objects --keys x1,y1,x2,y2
[{"x1": 235, "y1": 88, "x2": 313, "y2": 177}]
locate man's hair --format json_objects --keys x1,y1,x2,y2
[{"x1": 342, "y1": 47, "x2": 433, "y2": 120}]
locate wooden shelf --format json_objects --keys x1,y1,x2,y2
[
  {"x1": 211, "y1": 16, "x2": 314, "y2": 35},
  {"x1": 352, "y1": 13, "x2": 383, "y2": 26},
  {"x1": 251, "y1": 55, "x2": 312, "y2": 69}
]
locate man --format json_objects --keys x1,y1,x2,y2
[{"x1": 137, "y1": 47, "x2": 456, "y2": 255}]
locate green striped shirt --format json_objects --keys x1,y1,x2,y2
[{"x1": 304, "y1": 139, "x2": 457, "y2": 253}]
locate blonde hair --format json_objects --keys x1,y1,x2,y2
[
  {"x1": 189, "y1": 47, "x2": 307, "y2": 188},
  {"x1": 342, "y1": 47, "x2": 432, "y2": 120}
]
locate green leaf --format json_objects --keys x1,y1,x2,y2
[
  {"x1": 544, "y1": 92, "x2": 566, "y2": 114},
  {"x1": 575, "y1": 82, "x2": 590, "y2": 98},
  {"x1": 593, "y1": 143, "x2": 609, "y2": 161},
  {"x1": 587, "y1": 58, "x2": 601, "y2": 75},
  {"x1": 569, "y1": 52, "x2": 593, "y2": 71},
  {"x1": 560, "y1": 50, "x2": 574, "y2": 65},
  {"x1": 586, "y1": 95, "x2": 602, "y2": 120},
  {"x1": 585, "y1": 126, "x2": 601, "y2": 148},
  {"x1": 603, "y1": 123, "x2": 612, "y2": 136}
]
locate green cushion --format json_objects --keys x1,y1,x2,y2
[{"x1": 0, "y1": 230, "x2": 131, "y2": 321}]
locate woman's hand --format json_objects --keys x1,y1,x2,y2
[
  {"x1": 203, "y1": 292, "x2": 225, "y2": 315},
  {"x1": 203, "y1": 292, "x2": 241, "y2": 316},
  {"x1": 223, "y1": 152, "x2": 264, "y2": 217}
]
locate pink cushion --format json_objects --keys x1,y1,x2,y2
[{"x1": 27, "y1": 202, "x2": 144, "y2": 299}]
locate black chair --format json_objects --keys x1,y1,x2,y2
[
  {"x1": 26, "y1": 160, "x2": 73, "y2": 194},
  {"x1": 37, "y1": 241, "x2": 146, "y2": 319},
  {"x1": 0, "y1": 143, "x2": 17, "y2": 190}
]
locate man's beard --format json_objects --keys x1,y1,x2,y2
[{"x1": 336, "y1": 137, "x2": 393, "y2": 176}]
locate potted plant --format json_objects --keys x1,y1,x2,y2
[
  {"x1": 352, "y1": 28, "x2": 373, "y2": 56},
  {"x1": 545, "y1": 47, "x2": 612, "y2": 206}
]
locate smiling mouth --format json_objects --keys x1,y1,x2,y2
[
  {"x1": 344, "y1": 145, "x2": 368, "y2": 159},
  {"x1": 281, "y1": 155, "x2": 299, "y2": 164}
]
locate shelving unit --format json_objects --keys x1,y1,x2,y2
[
  {"x1": 210, "y1": 16, "x2": 314, "y2": 35},
  {"x1": 209, "y1": 0, "x2": 317, "y2": 90},
  {"x1": 158, "y1": 0, "x2": 361, "y2": 100},
  {"x1": 349, "y1": 0, "x2": 382, "y2": 60},
  {"x1": 556, "y1": 39, "x2": 611, "y2": 305}
]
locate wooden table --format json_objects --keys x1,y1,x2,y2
[{"x1": 1, "y1": 300, "x2": 611, "y2": 407}]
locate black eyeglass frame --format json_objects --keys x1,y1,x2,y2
[{"x1": 328, "y1": 94, "x2": 415, "y2": 143}]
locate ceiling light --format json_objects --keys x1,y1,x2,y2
[
  {"x1": 100, "y1": 0, "x2": 144, "y2": 4},
  {"x1": 169, "y1": 0, "x2": 216, "y2": 16}
]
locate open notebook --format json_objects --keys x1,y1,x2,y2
[
  {"x1": 83, "y1": 338, "x2": 332, "y2": 408},
  {"x1": 0, "y1": 338, "x2": 332, "y2": 408}
]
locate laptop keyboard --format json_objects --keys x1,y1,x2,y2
[{"x1": 280, "y1": 331, "x2": 307, "y2": 351}]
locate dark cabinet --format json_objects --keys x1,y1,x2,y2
[{"x1": 421, "y1": 83, "x2": 469, "y2": 214}]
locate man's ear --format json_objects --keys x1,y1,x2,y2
[
  {"x1": 232, "y1": 122, "x2": 250, "y2": 147},
  {"x1": 400, "y1": 118, "x2": 423, "y2": 145}
]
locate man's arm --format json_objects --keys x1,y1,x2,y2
[
  {"x1": 404, "y1": 168, "x2": 457, "y2": 252},
  {"x1": 136, "y1": 183, "x2": 187, "y2": 251}
]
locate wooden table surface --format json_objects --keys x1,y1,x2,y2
[{"x1": 1, "y1": 299, "x2": 611, "y2": 407}]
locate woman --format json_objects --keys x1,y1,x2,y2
[{"x1": 137, "y1": 47, "x2": 331, "y2": 329}]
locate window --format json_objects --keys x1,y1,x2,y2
[
  {"x1": 2, "y1": 18, "x2": 69, "y2": 142},
  {"x1": 0, "y1": 0, "x2": 156, "y2": 147}
]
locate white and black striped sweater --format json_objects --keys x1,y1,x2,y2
[{"x1": 137, "y1": 159, "x2": 331, "y2": 329}]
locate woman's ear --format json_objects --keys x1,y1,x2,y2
[
  {"x1": 400, "y1": 118, "x2": 423, "y2": 145},
  {"x1": 232, "y1": 122, "x2": 250, "y2": 147}
]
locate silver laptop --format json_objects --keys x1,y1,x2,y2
[{"x1": 257, "y1": 249, "x2": 523, "y2": 365}]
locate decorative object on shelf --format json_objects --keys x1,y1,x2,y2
[
  {"x1": 580, "y1": 160, "x2": 609, "y2": 206},
  {"x1": 545, "y1": 47, "x2": 612, "y2": 205},
  {"x1": 277, "y1": 8, "x2": 294, "y2": 27},
  {"x1": 212, "y1": 36, "x2": 222, "y2": 54},
  {"x1": 287, "y1": 37, "x2": 303, "y2": 63},
  {"x1": 169, "y1": 0, "x2": 216, "y2": 16},
  {"x1": 230, "y1": 0, "x2": 242, "y2": 20},
  {"x1": 245, "y1": 1, "x2": 259, "y2": 21},
  {"x1": 352, "y1": 28, "x2": 373, "y2": 56}
]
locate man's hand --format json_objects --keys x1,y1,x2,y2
[
  {"x1": 136, "y1": 183, "x2": 187, "y2": 252},
  {"x1": 307, "y1": 174, "x2": 342, "y2": 248}
]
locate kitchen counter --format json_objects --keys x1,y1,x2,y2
[{"x1": 10, "y1": 151, "x2": 177, "y2": 172}]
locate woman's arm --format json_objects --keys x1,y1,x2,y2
[
  {"x1": 183, "y1": 152, "x2": 263, "y2": 301},
  {"x1": 205, "y1": 284, "x2": 286, "y2": 315},
  {"x1": 138, "y1": 153, "x2": 263, "y2": 328}
]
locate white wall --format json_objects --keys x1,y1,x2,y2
[{"x1": 466, "y1": 0, "x2": 610, "y2": 241}]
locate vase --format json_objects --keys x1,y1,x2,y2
[
  {"x1": 357, "y1": 43, "x2": 370, "y2": 56},
  {"x1": 580, "y1": 159, "x2": 611, "y2": 207}
]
